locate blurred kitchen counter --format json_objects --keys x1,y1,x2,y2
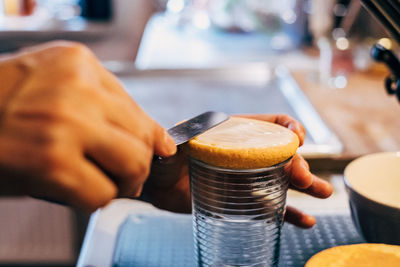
[
  {"x1": 136, "y1": 14, "x2": 316, "y2": 69},
  {"x1": 292, "y1": 68, "x2": 400, "y2": 158},
  {"x1": 137, "y1": 14, "x2": 400, "y2": 166}
]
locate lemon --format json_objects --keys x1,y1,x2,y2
[
  {"x1": 305, "y1": 244, "x2": 400, "y2": 267},
  {"x1": 187, "y1": 117, "x2": 299, "y2": 169}
]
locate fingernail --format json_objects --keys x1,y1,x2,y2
[
  {"x1": 164, "y1": 131, "x2": 177, "y2": 155},
  {"x1": 322, "y1": 179, "x2": 334, "y2": 198},
  {"x1": 304, "y1": 215, "x2": 316, "y2": 227}
]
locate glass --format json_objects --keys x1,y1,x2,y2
[{"x1": 189, "y1": 158, "x2": 290, "y2": 267}]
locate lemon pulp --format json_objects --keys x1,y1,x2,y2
[{"x1": 187, "y1": 117, "x2": 299, "y2": 169}]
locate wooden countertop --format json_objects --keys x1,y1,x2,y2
[{"x1": 292, "y1": 67, "x2": 400, "y2": 159}]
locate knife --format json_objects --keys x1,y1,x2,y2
[
  {"x1": 167, "y1": 111, "x2": 230, "y2": 145},
  {"x1": 146, "y1": 111, "x2": 229, "y2": 188}
]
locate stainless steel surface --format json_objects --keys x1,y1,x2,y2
[
  {"x1": 108, "y1": 63, "x2": 343, "y2": 157},
  {"x1": 167, "y1": 111, "x2": 229, "y2": 145}
]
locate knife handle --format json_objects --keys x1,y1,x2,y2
[{"x1": 146, "y1": 151, "x2": 186, "y2": 188}]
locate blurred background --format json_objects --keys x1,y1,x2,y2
[{"x1": 0, "y1": 0, "x2": 399, "y2": 266}]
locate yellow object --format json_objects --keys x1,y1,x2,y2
[
  {"x1": 378, "y1": 38, "x2": 393, "y2": 50},
  {"x1": 3, "y1": 0, "x2": 20, "y2": 15},
  {"x1": 187, "y1": 117, "x2": 299, "y2": 169},
  {"x1": 305, "y1": 244, "x2": 400, "y2": 267}
]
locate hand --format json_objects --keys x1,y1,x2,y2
[
  {"x1": 238, "y1": 114, "x2": 333, "y2": 228},
  {"x1": 144, "y1": 114, "x2": 333, "y2": 228},
  {"x1": 0, "y1": 41, "x2": 176, "y2": 211}
]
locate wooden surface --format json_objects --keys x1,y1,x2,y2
[{"x1": 292, "y1": 67, "x2": 400, "y2": 158}]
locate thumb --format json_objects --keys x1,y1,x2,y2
[{"x1": 153, "y1": 123, "x2": 177, "y2": 157}]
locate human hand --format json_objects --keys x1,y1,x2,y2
[
  {"x1": 0, "y1": 41, "x2": 176, "y2": 211},
  {"x1": 238, "y1": 114, "x2": 333, "y2": 228},
  {"x1": 145, "y1": 114, "x2": 333, "y2": 228}
]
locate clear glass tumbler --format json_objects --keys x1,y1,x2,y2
[{"x1": 190, "y1": 157, "x2": 290, "y2": 267}]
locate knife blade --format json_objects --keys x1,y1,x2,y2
[
  {"x1": 167, "y1": 111, "x2": 229, "y2": 145},
  {"x1": 145, "y1": 111, "x2": 229, "y2": 188}
]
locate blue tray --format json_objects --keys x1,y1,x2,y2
[{"x1": 113, "y1": 213, "x2": 364, "y2": 267}]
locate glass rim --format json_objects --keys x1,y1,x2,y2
[{"x1": 189, "y1": 156, "x2": 292, "y2": 173}]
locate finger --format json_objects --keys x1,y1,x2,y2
[
  {"x1": 148, "y1": 148, "x2": 187, "y2": 187},
  {"x1": 96, "y1": 62, "x2": 130, "y2": 97},
  {"x1": 0, "y1": 111, "x2": 118, "y2": 210},
  {"x1": 31, "y1": 158, "x2": 117, "y2": 212},
  {"x1": 235, "y1": 114, "x2": 306, "y2": 146},
  {"x1": 152, "y1": 123, "x2": 177, "y2": 157},
  {"x1": 287, "y1": 154, "x2": 313, "y2": 189},
  {"x1": 285, "y1": 206, "x2": 316, "y2": 228},
  {"x1": 143, "y1": 169, "x2": 191, "y2": 213},
  {"x1": 84, "y1": 123, "x2": 154, "y2": 198},
  {"x1": 82, "y1": 62, "x2": 177, "y2": 157},
  {"x1": 291, "y1": 174, "x2": 333, "y2": 199},
  {"x1": 66, "y1": 159, "x2": 118, "y2": 211},
  {"x1": 274, "y1": 115, "x2": 305, "y2": 146},
  {"x1": 93, "y1": 91, "x2": 176, "y2": 157}
]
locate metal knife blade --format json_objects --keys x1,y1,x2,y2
[
  {"x1": 145, "y1": 111, "x2": 229, "y2": 187},
  {"x1": 167, "y1": 111, "x2": 229, "y2": 145}
]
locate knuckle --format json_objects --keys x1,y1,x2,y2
[
  {"x1": 142, "y1": 132, "x2": 153, "y2": 147},
  {"x1": 52, "y1": 169, "x2": 117, "y2": 212},
  {"x1": 132, "y1": 185, "x2": 143, "y2": 198},
  {"x1": 59, "y1": 42, "x2": 93, "y2": 59},
  {"x1": 148, "y1": 120, "x2": 164, "y2": 146},
  {"x1": 134, "y1": 123, "x2": 154, "y2": 147},
  {"x1": 42, "y1": 40, "x2": 82, "y2": 50},
  {"x1": 279, "y1": 114, "x2": 292, "y2": 123},
  {"x1": 83, "y1": 188, "x2": 117, "y2": 212},
  {"x1": 39, "y1": 143, "x2": 65, "y2": 173},
  {"x1": 51, "y1": 44, "x2": 96, "y2": 77},
  {"x1": 64, "y1": 171, "x2": 117, "y2": 212},
  {"x1": 300, "y1": 155, "x2": 310, "y2": 169},
  {"x1": 36, "y1": 42, "x2": 94, "y2": 66},
  {"x1": 35, "y1": 124, "x2": 72, "y2": 173},
  {"x1": 125, "y1": 158, "x2": 151, "y2": 185},
  {"x1": 141, "y1": 162, "x2": 151, "y2": 179},
  {"x1": 153, "y1": 123, "x2": 165, "y2": 140},
  {"x1": 119, "y1": 180, "x2": 143, "y2": 198},
  {"x1": 117, "y1": 152, "x2": 152, "y2": 198},
  {"x1": 40, "y1": 120, "x2": 66, "y2": 142},
  {"x1": 49, "y1": 99, "x2": 73, "y2": 120},
  {"x1": 285, "y1": 114, "x2": 294, "y2": 120},
  {"x1": 131, "y1": 159, "x2": 151, "y2": 180},
  {"x1": 43, "y1": 97, "x2": 82, "y2": 125}
]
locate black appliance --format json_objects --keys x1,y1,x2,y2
[{"x1": 362, "y1": 0, "x2": 400, "y2": 102}]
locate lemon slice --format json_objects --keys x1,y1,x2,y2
[
  {"x1": 187, "y1": 117, "x2": 299, "y2": 169},
  {"x1": 305, "y1": 244, "x2": 400, "y2": 267}
]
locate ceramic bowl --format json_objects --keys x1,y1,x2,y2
[{"x1": 344, "y1": 152, "x2": 400, "y2": 245}]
